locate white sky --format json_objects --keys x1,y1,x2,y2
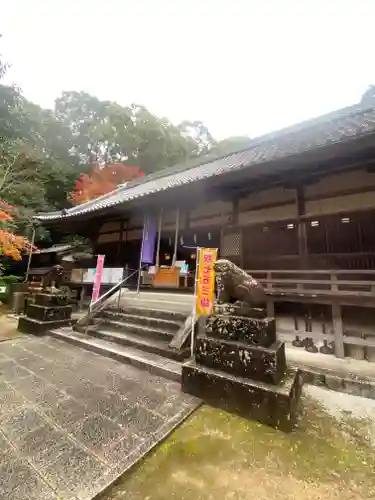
[{"x1": 1, "y1": 0, "x2": 375, "y2": 140}]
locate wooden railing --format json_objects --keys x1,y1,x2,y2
[
  {"x1": 247, "y1": 269, "x2": 375, "y2": 360},
  {"x1": 246, "y1": 252, "x2": 375, "y2": 271},
  {"x1": 247, "y1": 269, "x2": 375, "y2": 306}
]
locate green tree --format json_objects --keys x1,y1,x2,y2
[
  {"x1": 178, "y1": 119, "x2": 216, "y2": 156},
  {"x1": 54, "y1": 92, "x2": 208, "y2": 174},
  {"x1": 0, "y1": 41, "x2": 80, "y2": 243},
  {"x1": 0, "y1": 38, "x2": 7, "y2": 80},
  {"x1": 1, "y1": 33, "x2": 253, "y2": 249},
  {"x1": 132, "y1": 106, "x2": 199, "y2": 173},
  {"x1": 55, "y1": 91, "x2": 112, "y2": 165},
  {"x1": 211, "y1": 136, "x2": 251, "y2": 156}
]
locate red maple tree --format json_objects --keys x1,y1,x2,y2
[
  {"x1": 0, "y1": 201, "x2": 35, "y2": 261},
  {"x1": 71, "y1": 163, "x2": 144, "y2": 205}
]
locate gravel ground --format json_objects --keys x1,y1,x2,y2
[
  {"x1": 305, "y1": 384, "x2": 375, "y2": 447},
  {"x1": 305, "y1": 385, "x2": 375, "y2": 421}
]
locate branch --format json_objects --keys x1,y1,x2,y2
[
  {"x1": 0, "y1": 140, "x2": 23, "y2": 194},
  {"x1": 0, "y1": 158, "x2": 14, "y2": 193}
]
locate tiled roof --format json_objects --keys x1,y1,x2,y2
[
  {"x1": 28, "y1": 267, "x2": 52, "y2": 275},
  {"x1": 36, "y1": 102, "x2": 375, "y2": 221},
  {"x1": 34, "y1": 244, "x2": 73, "y2": 254}
]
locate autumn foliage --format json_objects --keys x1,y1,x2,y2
[
  {"x1": 71, "y1": 163, "x2": 144, "y2": 205},
  {"x1": 0, "y1": 201, "x2": 34, "y2": 261}
]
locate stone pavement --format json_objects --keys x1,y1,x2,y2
[
  {"x1": 0, "y1": 336, "x2": 199, "y2": 500},
  {"x1": 0, "y1": 313, "x2": 22, "y2": 341}
]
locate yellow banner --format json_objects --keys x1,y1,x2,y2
[{"x1": 195, "y1": 247, "x2": 218, "y2": 316}]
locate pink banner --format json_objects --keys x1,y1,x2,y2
[{"x1": 91, "y1": 255, "x2": 105, "y2": 303}]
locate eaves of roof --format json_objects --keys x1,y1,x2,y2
[
  {"x1": 36, "y1": 101, "x2": 375, "y2": 222},
  {"x1": 34, "y1": 244, "x2": 73, "y2": 254}
]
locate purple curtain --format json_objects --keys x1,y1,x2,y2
[{"x1": 141, "y1": 216, "x2": 157, "y2": 264}]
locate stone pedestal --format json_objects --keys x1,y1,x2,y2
[
  {"x1": 182, "y1": 303, "x2": 302, "y2": 431},
  {"x1": 18, "y1": 292, "x2": 75, "y2": 336}
]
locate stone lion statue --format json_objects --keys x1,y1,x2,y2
[
  {"x1": 44, "y1": 264, "x2": 65, "y2": 294},
  {"x1": 213, "y1": 259, "x2": 266, "y2": 306}
]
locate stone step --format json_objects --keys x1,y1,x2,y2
[
  {"x1": 49, "y1": 328, "x2": 183, "y2": 382},
  {"x1": 96, "y1": 319, "x2": 175, "y2": 342},
  {"x1": 101, "y1": 310, "x2": 183, "y2": 333},
  {"x1": 122, "y1": 290, "x2": 194, "y2": 303},
  {"x1": 106, "y1": 305, "x2": 187, "y2": 323},
  {"x1": 115, "y1": 291, "x2": 194, "y2": 314},
  {"x1": 88, "y1": 327, "x2": 189, "y2": 361}
]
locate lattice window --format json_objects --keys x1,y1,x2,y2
[{"x1": 221, "y1": 230, "x2": 241, "y2": 256}]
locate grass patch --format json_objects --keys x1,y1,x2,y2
[{"x1": 102, "y1": 396, "x2": 375, "y2": 500}]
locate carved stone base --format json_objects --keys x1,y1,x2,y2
[
  {"x1": 18, "y1": 317, "x2": 75, "y2": 336},
  {"x1": 18, "y1": 292, "x2": 74, "y2": 336},
  {"x1": 183, "y1": 303, "x2": 303, "y2": 429},
  {"x1": 26, "y1": 304, "x2": 72, "y2": 322},
  {"x1": 35, "y1": 293, "x2": 69, "y2": 307},
  {"x1": 205, "y1": 314, "x2": 276, "y2": 346},
  {"x1": 214, "y1": 303, "x2": 267, "y2": 319},
  {"x1": 182, "y1": 361, "x2": 302, "y2": 431},
  {"x1": 195, "y1": 335, "x2": 286, "y2": 384}
]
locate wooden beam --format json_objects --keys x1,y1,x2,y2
[{"x1": 216, "y1": 151, "x2": 375, "y2": 199}]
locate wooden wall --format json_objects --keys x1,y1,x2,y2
[
  {"x1": 182, "y1": 167, "x2": 375, "y2": 269},
  {"x1": 91, "y1": 166, "x2": 375, "y2": 269},
  {"x1": 305, "y1": 169, "x2": 375, "y2": 216}
]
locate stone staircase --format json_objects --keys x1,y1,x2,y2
[{"x1": 49, "y1": 291, "x2": 194, "y2": 382}]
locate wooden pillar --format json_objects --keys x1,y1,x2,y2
[
  {"x1": 332, "y1": 303, "x2": 345, "y2": 358},
  {"x1": 116, "y1": 220, "x2": 124, "y2": 265},
  {"x1": 265, "y1": 270, "x2": 275, "y2": 320},
  {"x1": 297, "y1": 223, "x2": 308, "y2": 257},
  {"x1": 172, "y1": 207, "x2": 180, "y2": 266},
  {"x1": 79, "y1": 285, "x2": 86, "y2": 311},
  {"x1": 296, "y1": 186, "x2": 308, "y2": 267},
  {"x1": 219, "y1": 201, "x2": 225, "y2": 259},
  {"x1": 122, "y1": 220, "x2": 127, "y2": 244},
  {"x1": 232, "y1": 197, "x2": 239, "y2": 226},
  {"x1": 219, "y1": 201, "x2": 226, "y2": 259},
  {"x1": 24, "y1": 225, "x2": 36, "y2": 284},
  {"x1": 136, "y1": 214, "x2": 147, "y2": 294},
  {"x1": 231, "y1": 197, "x2": 243, "y2": 263},
  {"x1": 331, "y1": 273, "x2": 345, "y2": 358},
  {"x1": 266, "y1": 298, "x2": 275, "y2": 318},
  {"x1": 155, "y1": 208, "x2": 163, "y2": 267}
]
